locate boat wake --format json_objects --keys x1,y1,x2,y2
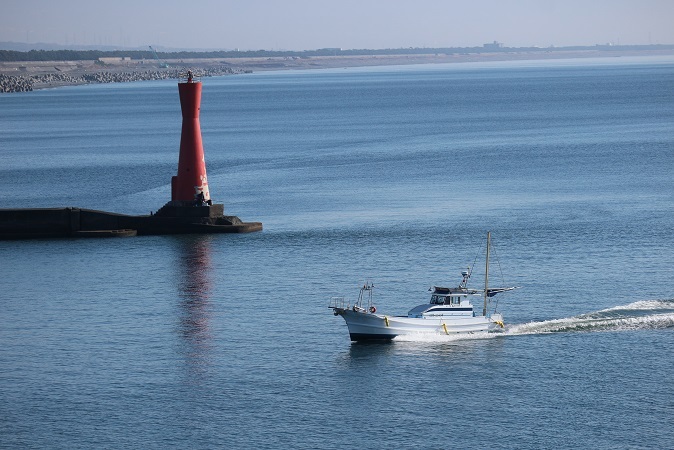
[
  {"x1": 393, "y1": 299, "x2": 674, "y2": 342},
  {"x1": 507, "y1": 299, "x2": 674, "y2": 335}
]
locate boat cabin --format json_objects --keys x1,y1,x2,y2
[
  {"x1": 407, "y1": 286, "x2": 476, "y2": 318},
  {"x1": 429, "y1": 286, "x2": 473, "y2": 305},
  {"x1": 430, "y1": 293, "x2": 463, "y2": 305}
]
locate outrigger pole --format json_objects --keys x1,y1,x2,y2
[{"x1": 483, "y1": 231, "x2": 491, "y2": 317}]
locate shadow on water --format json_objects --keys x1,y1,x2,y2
[
  {"x1": 340, "y1": 332, "x2": 506, "y2": 364},
  {"x1": 174, "y1": 235, "x2": 216, "y2": 380}
]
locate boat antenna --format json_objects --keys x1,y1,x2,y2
[
  {"x1": 489, "y1": 236, "x2": 506, "y2": 312},
  {"x1": 483, "y1": 231, "x2": 490, "y2": 317}
]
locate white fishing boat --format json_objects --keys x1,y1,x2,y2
[{"x1": 329, "y1": 232, "x2": 519, "y2": 341}]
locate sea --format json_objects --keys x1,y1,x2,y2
[{"x1": 1, "y1": 55, "x2": 673, "y2": 449}]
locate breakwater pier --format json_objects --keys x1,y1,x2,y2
[{"x1": 0, "y1": 206, "x2": 261, "y2": 239}]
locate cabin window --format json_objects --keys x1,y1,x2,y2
[
  {"x1": 431, "y1": 295, "x2": 445, "y2": 305},
  {"x1": 452, "y1": 297, "x2": 460, "y2": 305}
]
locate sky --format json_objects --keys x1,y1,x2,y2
[{"x1": 2, "y1": 0, "x2": 673, "y2": 51}]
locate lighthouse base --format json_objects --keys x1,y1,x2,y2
[
  {"x1": 155, "y1": 202, "x2": 225, "y2": 219},
  {"x1": 0, "y1": 205, "x2": 262, "y2": 240}
]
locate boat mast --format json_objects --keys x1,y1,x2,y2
[{"x1": 483, "y1": 231, "x2": 490, "y2": 316}]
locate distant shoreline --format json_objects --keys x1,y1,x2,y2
[{"x1": 2, "y1": 48, "x2": 673, "y2": 93}]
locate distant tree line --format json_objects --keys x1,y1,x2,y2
[{"x1": 1, "y1": 44, "x2": 672, "y2": 62}]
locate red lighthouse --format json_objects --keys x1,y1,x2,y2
[
  {"x1": 149, "y1": 70, "x2": 261, "y2": 234},
  {"x1": 171, "y1": 71, "x2": 211, "y2": 205}
]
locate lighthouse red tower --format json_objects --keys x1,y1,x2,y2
[
  {"x1": 150, "y1": 71, "x2": 261, "y2": 234},
  {"x1": 171, "y1": 71, "x2": 211, "y2": 205}
]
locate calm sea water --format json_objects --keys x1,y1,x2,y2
[{"x1": 1, "y1": 56, "x2": 673, "y2": 449}]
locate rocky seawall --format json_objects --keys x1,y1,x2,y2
[{"x1": 0, "y1": 66, "x2": 249, "y2": 93}]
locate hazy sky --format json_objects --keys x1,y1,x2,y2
[{"x1": 3, "y1": 0, "x2": 673, "y2": 50}]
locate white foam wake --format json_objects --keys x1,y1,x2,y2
[
  {"x1": 506, "y1": 313, "x2": 674, "y2": 335},
  {"x1": 594, "y1": 299, "x2": 674, "y2": 313},
  {"x1": 507, "y1": 298, "x2": 674, "y2": 335}
]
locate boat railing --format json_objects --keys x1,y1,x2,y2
[{"x1": 328, "y1": 297, "x2": 350, "y2": 309}]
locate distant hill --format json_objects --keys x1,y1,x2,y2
[
  {"x1": 0, "y1": 41, "x2": 231, "y2": 52},
  {"x1": 1, "y1": 43, "x2": 673, "y2": 62},
  {"x1": 0, "y1": 41, "x2": 146, "y2": 52}
]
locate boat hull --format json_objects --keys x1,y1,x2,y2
[{"x1": 333, "y1": 307, "x2": 503, "y2": 342}]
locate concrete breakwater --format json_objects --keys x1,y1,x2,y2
[
  {"x1": 0, "y1": 206, "x2": 262, "y2": 239},
  {"x1": 0, "y1": 66, "x2": 250, "y2": 93}
]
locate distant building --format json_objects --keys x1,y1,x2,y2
[{"x1": 483, "y1": 41, "x2": 503, "y2": 51}]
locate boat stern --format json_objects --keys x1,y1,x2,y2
[{"x1": 490, "y1": 313, "x2": 505, "y2": 330}]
